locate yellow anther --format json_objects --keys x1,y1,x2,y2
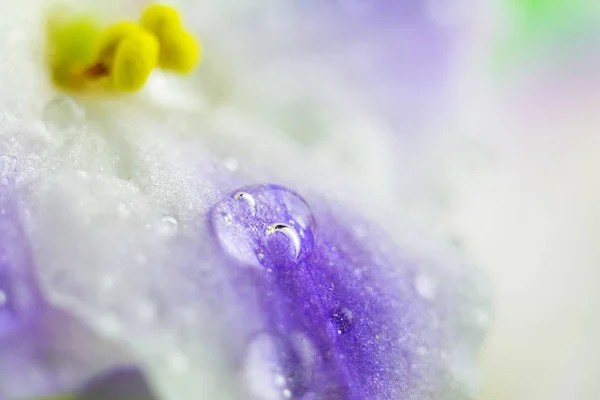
[
  {"x1": 110, "y1": 28, "x2": 159, "y2": 91},
  {"x1": 156, "y1": 29, "x2": 201, "y2": 73},
  {"x1": 140, "y1": 4, "x2": 202, "y2": 74},
  {"x1": 95, "y1": 21, "x2": 141, "y2": 67},
  {"x1": 44, "y1": 4, "x2": 200, "y2": 94},
  {"x1": 140, "y1": 4, "x2": 181, "y2": 34},
  {"x1": 45, "y1": 13, "x2": 101, "y2": 90}
]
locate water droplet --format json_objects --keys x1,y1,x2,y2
[
  {"x1": 43, "y1": 96, "x2": 85, "y2": 134},
  {"x1": 0, "y1": 290, "x2": 7, "y2": 307},
  {"x1": 282, "y1": 388, "x2": 292, "y2": 398},
  {"x1": 266, "y1": 223, "x2": 301, "y2": 259},
  {"x1": 331, "y1": 308, "x2": 355, "y2": 334},
  {"x1": 223, "y1": 157, "x2": 239, "y2": 171},
  {"x1": 234, "y1": 191, "x2": 257, "y2": 215},
  {"x1": 158, "y1": 215, "x2": 179, "y2": 236},
  {"x1": 275, "y1": 374, "x2": 286, "y2": 387},
  {"x1": 414, "y1": 275, "x2": 437, "y2": 300},
  {"x1": 210, "y1": 184, "x2": 317, "y2": 268},
  {"x1": 220, "y1": 212, "x2": 233, "y2": 225},
  {"x1": 117, "y1": 203, "x2": 131, "y2": 217}
]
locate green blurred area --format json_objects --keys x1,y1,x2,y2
[{"x1": 493, "y1": 0, "x2": 600, "y2": 69}]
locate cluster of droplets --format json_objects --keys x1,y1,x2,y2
[{"x1": 210, "y1": 184, "x2": 317, "y2": 269}]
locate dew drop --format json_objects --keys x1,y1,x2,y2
[
  {"x1": 43, "y1": 95, "x2": 85, "y2": 134},
  {"x1": 220, "y1": 212, "x2": 233, "y2": 225},
  {"x1": 210, "y1": 184, "x2": 317, "y2": 268},
  {"x1": 223, "y1": 157, "x2": 239, "y2": 171},
  {"x1": 414, "y1": 275, "x2": 437, "y2": 300},
  {"x1": 266, "y1": 223, "x2": 301, "y2": 259},
  {"x1": 275, "y1": 374, "x2": 286, "y2": 387},
  {"x1": 331, "y1": 308, "x2": 355, "y2": 334},
  {"x1": 158, "y1": 215, "x2": 179, "y2": 236},
  {"x1": 117, "y1": 203, "x2": 131, "y2": 217},
  {"x1": 234, "y1": 191, "x2": 257, "y2": 215}
]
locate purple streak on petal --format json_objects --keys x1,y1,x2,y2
[
  {"x1": 0, "y1": 155, "x2": 42, "y2": 336},
  {"x1": 210, "y1": 184, "x2": 487, "y2": 399}
]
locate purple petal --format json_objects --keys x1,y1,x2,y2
[{"x1": 210, "y1": 184, "x2": 488, "y2": 399}]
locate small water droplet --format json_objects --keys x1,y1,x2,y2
[
  {"x1": 266, "y1": 223, "x2": 301, "y2": 259},
  {"x1": 282, "y1": 388, "x2": 292, "y2": 399},
  {"x1": 331, "y1": 308, "x2": 355, "y2": 334},
  {"x1": 275, "y1": 374, "x2": 286, "y2": 387},
  {"x1": 158, "y1": 215, "x2": 179, "y2": 236},
  {"x1": 415, "y1": 275, "x2": 437, "y2": 300},
  {"x1": 117, "y1": 203, "x2": 131, "y2": 217},
  {"x1": 0, "y1": 291, "x2": 7, "y2": 307},
  {"x1": 223, "y1": 157, "x2": 239, "y2": 171},
  {"x1": 234, "y1": 191, "x2": 256, "y2": 215},
  {"x1": 220, "y1": 212, "x2": 233, "y2": 224},
  {"x1": 43, "y1": 96, "x2": 85, "y2": 134}
]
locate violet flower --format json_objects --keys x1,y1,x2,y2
[{"x1": 0, "y1": 1, "x2": 489, "y2": 399}]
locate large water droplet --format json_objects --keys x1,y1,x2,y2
[
  {"x1": 210, "y1": 184, "x2": 317, "y2": 268},
  {"x1": 331, "y1": 308, "x2": 355, "y2": 334},
  {"x1": 43, "y1": 95, "x2": 85, "y2": 134}
]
